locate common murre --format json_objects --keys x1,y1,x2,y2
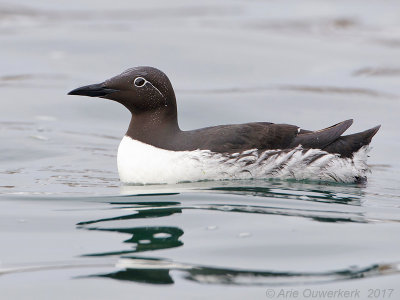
[{"x1": 68, "y1": 66, "x2": 380, "y2": 184}]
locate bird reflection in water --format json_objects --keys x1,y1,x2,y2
[{"x1": 76, "y1": 185, "x2": 398, "y2": 286}]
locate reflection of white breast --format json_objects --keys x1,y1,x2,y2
[{"x1": 117, "y1": 135, "x2": 370, "y2": 185}]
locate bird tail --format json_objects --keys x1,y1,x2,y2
[{"x1": 323, "y1": 125, "x2": 381, "y2": 158}]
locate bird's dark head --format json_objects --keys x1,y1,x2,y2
[{"x1": 68, "y1": 66, "x2": 176, "y2": 114}]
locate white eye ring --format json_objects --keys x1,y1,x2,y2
[{"x1": 134, "y1": 77, "x2": 146, "y2": 87}]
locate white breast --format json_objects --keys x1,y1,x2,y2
[
  {"x1": 117, "y1": 136, "x2": 231, "y2": 184},
  {"x1": 117, "y1": 136, "x2": 370, "y2": 185}
]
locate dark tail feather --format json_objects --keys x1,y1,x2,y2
[
  {"x1": 290, "y1": 119, "x2": 353, "y2": 149},
  {"x1": 323, "y1": 125, "x2": 381, "y2": 158}
]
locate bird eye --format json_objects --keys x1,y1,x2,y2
[{"x1": 134, "y1": 77, "x2": 146, "y2": 87}]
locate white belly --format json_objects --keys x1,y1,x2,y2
[
  {"x1": 117, "y1": 136, "x2": 228, "y2": 184},
  {"x1": 117, "y1": 136, "x2": 370, "y2": 185}
]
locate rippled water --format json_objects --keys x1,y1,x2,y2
[{"x1": 1, "y1": 1, "x2": 400, "y2": 299}]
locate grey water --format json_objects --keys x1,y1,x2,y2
[{"x1": 1, "y1": 1, "x2": 400, "y2": 299}]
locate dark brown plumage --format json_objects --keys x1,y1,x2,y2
[{"x1": 68, "y1": 66, "x2": 380, "y2": 158}]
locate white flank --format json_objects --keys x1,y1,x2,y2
[{"x1": 117, "y1": 136, "x2": 371, "y2": 185}]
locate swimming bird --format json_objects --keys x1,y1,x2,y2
[{"x1": 68, "y1": 66, "x2": 380, "y2": 184}]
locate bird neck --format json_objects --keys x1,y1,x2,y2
[{"x1": 126, "y1": 106, "x2": 181, "y2": 146}]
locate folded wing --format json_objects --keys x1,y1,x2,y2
[{"x1": 291, "y1": 119, "x2": 380, "y2": 157}]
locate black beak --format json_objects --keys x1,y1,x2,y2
[{"x1": 68, "y1": 83, "x2": 119, "y2": 97}]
